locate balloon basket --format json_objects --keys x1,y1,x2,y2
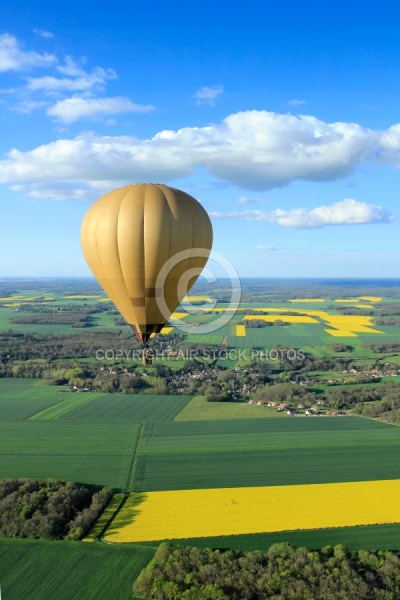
[{"x1": 142, "y1": 348, "x2": 153, "y2": 365}]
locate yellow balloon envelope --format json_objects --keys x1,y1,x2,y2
[{"x1": 81, "y1": 184, "x2": 213, "y2": 345}]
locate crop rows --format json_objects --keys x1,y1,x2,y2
[
  {"x1": 60, "y1": 394, "x2": 193, "y2": 422},
  {"x1": 139, "y1": 428, "x2": 400, "y2": 455},
  {"x1": 0, "y1": 421, "x2": 140, "y2": 489},
  {"x1": 30, "y1": 392, "x2": 107, "y2": 420},
  {"x1": 0, "y1": 538, "x2": 154, "y2": 599},
  {"x1": 138, "y1": 523, "x2": 400, "y2": 553},
  {"x1": 133, "y1": 445, "x2": 400, "y2": 491},
  {"x1": 143, "y1": 415, "x2": 389, "y2": 438}
]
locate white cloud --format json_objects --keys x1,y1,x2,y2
[
  {"x1": 0, "y1": 33, "x2": 56, "y2": 72},
  {"x1": 210, "y1": 199, "x2": 395, "y2": 228},
  {"x1": 13, "y1": 99, "x2": 48, "y2": 113},
  {"x1": 26, "y1": 59, "x2": 116, "y2": 93},
  {"x1": 47, "y1": 96, "x2": 155, "y2": 123},
  {"x1": 237, "y1": 195, "x2": 264, "y2": 204},
  {"x1": 10, "y1": 180, "x2": 112, "y2": 201},
  {"x1": 194, "y1": 84, "x2": 223, "y2": 106},
  {"x1": 287, "y1": 99, "x2": 307, "y2": 106},
  {"x1": 2, "y1": 110, "x2": 400, "y2": 195},
  {"x1": 0, "y1": 133, "x2": 194, "y2": 190},
  {"x1": 32, "y1": 29, "x2": 54, "y2": 39}
]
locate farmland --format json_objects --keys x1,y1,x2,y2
[
  {"x1": 58, "y1": 393, "x2": 193, "y2": 421},
  {"x1": 0, "y1": 538, "x2": 155, "y2": 600},
  {"x1": 133, "y1": 443, "x2": 400, "y2": 491},
  {"x1": 106, "y1": 479, "x2": 400, "y2": 542},
  {"x1": 175, "y1": 395, "x2": 289, "y2": 420},
  {"x1": 133, "y1": 416, "x2": 400, "y2": 491},
  {"x1": 3, "y1": 278, "x2": 400, "y2": 593},
  {"x1": 0, "y1": 379, "x2": 66, "y2": 420},
  {"x1": 0, "y1": 417, "x2": 140, "y2": 489},
  {"x1": 15, "y1": 382, "x2": 193, "y2": 422},
  {"x1": 136, "y1": 523, "x2": 400, "y2": 553}
]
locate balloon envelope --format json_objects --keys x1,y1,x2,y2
[{"x1": 81, "y1": 183, "x2": 213, "y2": 344}]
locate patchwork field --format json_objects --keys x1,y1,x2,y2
[{"x1": 2, "y1": 284, "x2": 400, "y2": 561}]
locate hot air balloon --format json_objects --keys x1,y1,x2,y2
[{"x1": 81, "y1": 184, "x2": 213, "y2": 363}]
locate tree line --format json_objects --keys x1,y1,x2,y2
[
  {"x1": 0, "y1": 478, "x2": 112, "y2": 540},
  {"x1": 134, "y1": 542, "x2": 400, "y2": 600}
]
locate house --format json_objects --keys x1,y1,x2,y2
[{"x1": 297, "y1": 403, "x2": 305, "y2": 409}]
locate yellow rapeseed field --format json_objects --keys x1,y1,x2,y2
[
  {"x1": 359, "y1": 296, "x2": 382, "y2": 302},
  {"x1": 171, "y1": 312, "x2": 188, "y2": 320},
  {"x1": 105, "y1": 480, "x2": 400, "y2": 543},
  {"x1": 150, "y1": 326, "x2": 174, "y2": 337},
  {"x1": 325, "y1": 330, "x2": 358, "y2": 337},
  {"x1": 236, "y1": 325, "x2": 246, "y2": 336}
]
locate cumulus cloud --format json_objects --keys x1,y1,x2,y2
[
  {"x1": 210, "y1": 199, "x2": 396, "y2": 228},
  {"x1": 0, "y1": 33, "x2": 56, "y2": 72},
  {"x1": 47, "y1": 96, "x2": 155, "y2": 123},
  {"x1": 0, "y1": 133, "x2": 194, "y2": 192},
  {"x1": 194, "y1": 84, "x2": 223, "y2": 106},
  {"x1": 2, "y1": 110, "x2": 400, "y2": 196}
]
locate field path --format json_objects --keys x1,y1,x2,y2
[
  {"x1": 126, "y1": 422, "x2": 145, "y2": 492},
  {"x1": 99, "y1": 422, "x2": 145, "y2": 541}
]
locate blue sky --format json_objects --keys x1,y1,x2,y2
[{"x1": 1, "y1": 0, "x2": 400, "y2": 278}]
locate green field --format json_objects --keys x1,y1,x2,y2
[
  {"x1": 30, "y1": 392, "x2": 111, "y2": 420},
  {"x1": 0, "y1": 421, "x2": 139, "y2": 489},
  {"x1": 140, "y1": 422, "x2": 400, "y2": 455},
  {"x1": 175, "y1": 395, "x2": 289, "y2": 420},
  {"x1": 59, "y1": 394, "x2": 193, "y2": 422},
  {"x1": 0, "y1": 379, "x2": 65, "y2": 420},
  {"x1": 137, "y1": 523, "x2": 400, "y2": 553},
  {"x1": 133, "y1": 416, "x2": 400, "y2": 491},
  {"x1": 2, "y1": 285, "x2": 400, "y2": 560},
  {"x1": 0, "y1": 538, "x2": 155, "y2": 600},
  {"x1": 228, "y1": 323, "x2": 334, "y2": 349}
]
